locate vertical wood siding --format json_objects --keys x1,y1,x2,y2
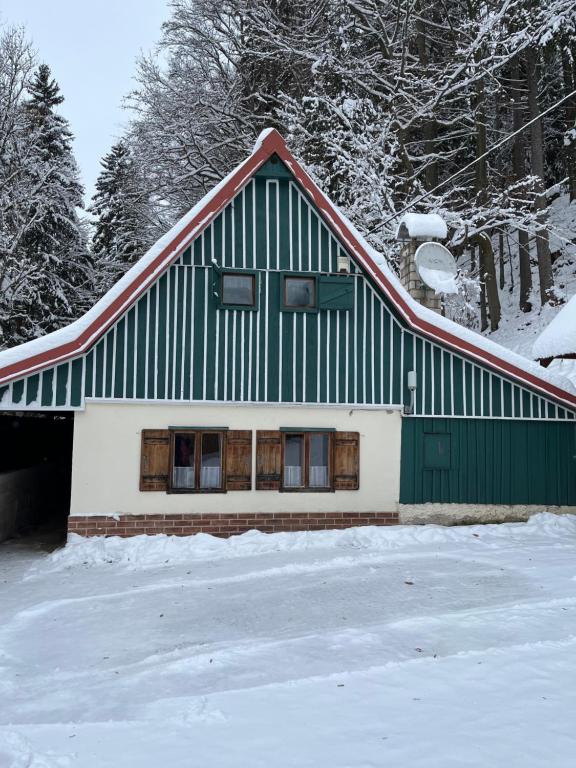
[
  {"x1": 0, "y1": 170, "x2": 574, "y2": 421},
  {"x1": 400, "y1": 417, "x2": 576, "y2": 505}
]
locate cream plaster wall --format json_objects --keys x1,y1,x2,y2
[{"x1": 70, "y1": 402, "x2": 402, "y2": 516}]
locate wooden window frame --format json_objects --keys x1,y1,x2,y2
[
  {"x1": 281, "y1": 274, "x2": 318, "y2": 312},
  {"x1": 168, "y1": 428, "x2": 227, "y2": 494},
  {"x1": 280, "y1": 431, "x2": 333, "y2": 492},
  {"x1": 216, "y1": 268, "x2": 258, "y2": 311},
  {"x1": 220, "y1": 271, "x2": 257, "y2": 310}
]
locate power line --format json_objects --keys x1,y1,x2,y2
[{"x1": 369, "y1": 88, "x2": 576, "y2": 235}]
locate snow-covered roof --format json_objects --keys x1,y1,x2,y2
[
  {"x1": 396, "y1": 213, "x2": 447, "y2": 240},
  {"x1": 532, "y1": 294, "x2": 576, "y2": 360},
  {"x1": 0, "y1": 128, "x2": 575, "y2": 409}
]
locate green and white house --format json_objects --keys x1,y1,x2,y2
[{"x1": 1, "y1": 129, "x2": 575, "y2": 537}]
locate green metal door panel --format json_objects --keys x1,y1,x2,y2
[{"x1": 400, "y1": 417, "x2": 576, "y2": 505}]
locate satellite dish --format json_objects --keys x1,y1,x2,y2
[{"x1": 414, "y1": 242, "x2": 459, "y2": 295}]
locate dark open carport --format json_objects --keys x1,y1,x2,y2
[{"x1": 0, "y1": 411, "x2": 73, "y2": 544}]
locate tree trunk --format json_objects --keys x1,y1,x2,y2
[
  {"x1": 560, "y1": 43, "x2": 576, "y2": 201},
  {"x1": 473, "y1": 60, "x2": 501, "y2": 330},
  {"x1": 498, "y1": 230, "x2": 505, "y2": 290},
  {"x1": 415, "y1": 16, "x2": 438, "y2": 190},
  {"x1": 509, "y1": 56, "x2": 533, "y2": 312},
  {"x1": 525, "y1": 46, "x2": 554, "y2": 305},
  {"x1": 475, "y1": 233, "x2": 500, "y2": 332}
]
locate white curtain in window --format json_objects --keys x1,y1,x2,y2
[
  {"x1": 173, "y1": 467, "x2": 195, "y2": 489},
  {"x1": 284, "y1": 466, "x2": 302, "y2": 487},
  {"x1": 309, "y1": 466, "x2": 329, "y2": 488},
  {"x1": 200, "y1": 466, "x2": 221, "y2": 489}
]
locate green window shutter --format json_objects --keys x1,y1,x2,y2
[{"x1": 318, "y1": 275, "x2": 354, "y2": 310}]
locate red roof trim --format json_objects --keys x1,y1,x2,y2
[{"x1": 1, "y1": 129, "x2": 575, "y2": 409}]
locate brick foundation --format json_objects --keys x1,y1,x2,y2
[{"x1": 67, "y1": 512, "x2": 399, "y2": 538}]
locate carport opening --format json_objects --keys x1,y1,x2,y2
[{"x1": 0, "y1": 411, "x2": 74, "y2": 545}]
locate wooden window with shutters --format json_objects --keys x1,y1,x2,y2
[
  {"x1": 255, "y1": 430, "x2": 359, "y2": 492},
  {"x1": 139, "y1": 429, "x2": 252, "y2": 493}
]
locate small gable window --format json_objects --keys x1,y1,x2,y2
[
  {"x1": 283, "y1": 276, "x2": 316, "y2": 309},
  {"x1": 222, "y1": 273, "x2": 256, "y2": 307}
]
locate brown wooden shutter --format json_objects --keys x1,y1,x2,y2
[
  {"x1": 140, "y1": 429, "x2": 170, "y2": 491},
  {"x1": 333, "y1": 432, "x2": 360, "y2": 490},
  {"x1": 256, "y1": 431, "x2": 282, "y2": 490},
  {"x1": 225, "y1": 430, "x2": 252, "y2": 490}
]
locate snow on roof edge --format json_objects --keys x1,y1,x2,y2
[{"x1": 253, "y1": 127, "x2": 277, "y2": 153}]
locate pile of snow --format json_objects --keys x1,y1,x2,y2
[
  {"x1": 532, "y1": 294, "x2": 576, "y2": 359},
  {"x1": 396, "y1": 213, "x2": 448, "y2": 240},
  {"x1": 418, "y1": 266, "x2": 459, "y2": 295},
  {"x1": 548, "y1": 358, "x2": 576, "y2": 388},
  {"x1": 43, "y1": 513, "x2": 576, "y2": 571}
]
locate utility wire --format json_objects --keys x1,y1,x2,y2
[{"x1": 369, "y1": 88, "x2": 576, "y2": 235}]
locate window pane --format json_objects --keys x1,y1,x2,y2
[
  {"x1": 309, "y1": 433, "x2": 330, "y2": 487},
  {"x1": 284, "y1": 434, "x2": 304, "y2": 487},
  {"x1": 222, "y1": 274, "x2": 254, "y2": 305},
  {"x1": 173, "y1": 434, "x2": 195, "y2": 489},
  {"x1": 200, "y1": 432, "x2": 222, "y2": 488},
  {"x1": 285, "y1": 277, "x2": 315, "y2": 308}
]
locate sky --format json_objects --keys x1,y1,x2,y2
[{"x1": 0, "y1": 0, "x2": 169, "y2": 205}]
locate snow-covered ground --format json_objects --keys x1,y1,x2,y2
[{"x1": 1, "y1": 515, "x2": 576, "y2": 767}]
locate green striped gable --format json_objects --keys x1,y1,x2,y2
[{"x1": 1, "y1": 160, "x2": 575, "y2": 421}]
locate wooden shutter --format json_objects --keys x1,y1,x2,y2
[
  {"x1": 225, "y1": 430, "x2": 252, "y2": 490},
  {"x1": 256, "y1": 431, "x2": 282, "y2": 490},
  {"x1": 140, "y1": 429, "x2": 170, "y2": 491},
  {"x1": 333, "y1": 432, "x2": 360, "y2": 490}
]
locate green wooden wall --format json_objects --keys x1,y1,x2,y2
[
  {"x1": 1, "y1": 158, "x2": 575, "y2": 423},
  {"x1": 400, "y1": 417, "x2": 576, "y2": 505}
]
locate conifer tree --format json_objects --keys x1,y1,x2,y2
[
  {"x1": 90, "y1": 140, "x2": 152, "y2": 289},
  {"x1": 0, "y1": 41, "x2": 93, "y2": 347},
  {"x1": 14, "y1": 64, "x2": 91, "y2": 341}
]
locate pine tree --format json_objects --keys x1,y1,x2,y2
[
  {"x1": 22, "y1": 65, "x2": 85, "y2": 261},
  {"x1": 90, "y1": 141, "x2": 152, "y2": 290},
  {"x1": 8, "y1": 64, "x2": 92, "y2": 343},
  {"x1": 0, "y1": 38, "x2": 94, "y2": 347}
]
